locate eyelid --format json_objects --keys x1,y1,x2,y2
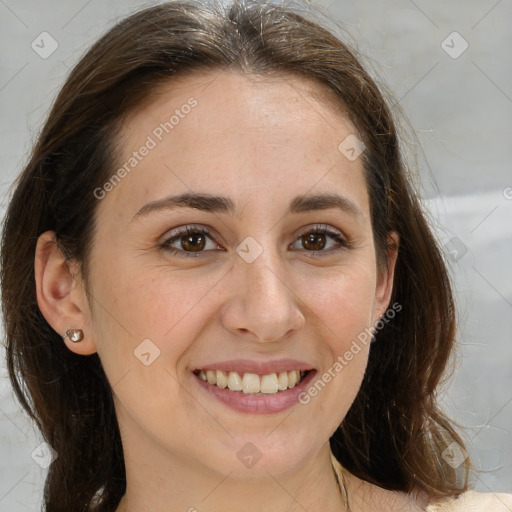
[
  {"x1": 294, "y1": 223, "x2": 347, "y2": 242},
  {"x1": 290, "y1": 224, "x2": 352, "y2": 253},
  {"x1": 159, "y1": 224, "x2": 222, "y2": 257}
]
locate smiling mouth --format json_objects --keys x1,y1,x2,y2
[{"x1": 193, "y1": 369, "x2": 311, "y2": 395}]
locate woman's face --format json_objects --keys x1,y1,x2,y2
[{"x1": 77, "y1": 71, "x2": 396, "y2": 478}]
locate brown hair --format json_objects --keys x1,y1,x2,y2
[{"x1": 1, "y1": 0, "x2": 471, "y2": 510}]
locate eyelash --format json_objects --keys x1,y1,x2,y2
[{"x1": 159, "y1": 224, "x2": 352, "y2": 259}]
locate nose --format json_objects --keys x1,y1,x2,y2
[{"x1": 220, "y1": 243, "x2": 306, "y2": 343}]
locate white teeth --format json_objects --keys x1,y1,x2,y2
[
  {"x1": 216, "y1": 369, "x2": 228, "y2": 389},
  {"x1": 260, "y1": 373, "x2": 279, "y2": 394},
  {"x1": 197, "y1": 369, "x2": 306, "y2": 394},
  {"x1": 277, "y1": 371, "x2": 288, "y2": 390},
  {"x1": 206, "y1": 370, "x2": 216, "y2": 385},
  {"x1": 227, "y1": 371, "x2": 243, "y2": 391},
  {"x1": 242, "y1": 373, "x2": 260, "y2": 394},
  {"x1": 288, "y1": 370, "x2": 299, "y2": 387}
]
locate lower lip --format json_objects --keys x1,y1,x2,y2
[{"x1": 193, "y1": 370, "x2": 317, "y2": 414}]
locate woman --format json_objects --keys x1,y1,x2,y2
[{"x1": 1, "y1": 1, "x2": 511, "y2": 511}]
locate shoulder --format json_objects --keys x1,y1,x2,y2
[
  {"x1": 329, "y1": 451, "x2": 512, "y2": 512},
  {"x1": 426, "y1": 490, "x2": 512, "y2": 511}
]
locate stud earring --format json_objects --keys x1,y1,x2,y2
[{"x1": 64, "y1": 328, "x2": 84, "y2": 343}]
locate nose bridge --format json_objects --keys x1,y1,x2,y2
[
  {"x1": 244, "y1": 244, "x2": 285, "y2": 299},
  {"x1": 225, "y1": 233, "x2": 304, "y2": 342},
  {"x1": 239, "y1": 230, "x2": 288, "y2": 292}
]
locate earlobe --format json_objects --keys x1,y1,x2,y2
[
  {"x1": 34, "y1": 230, "x2": 97, "y2": 355},
  {"x1": 373, "y1": 231, "x2": 399, "y2": 323}
]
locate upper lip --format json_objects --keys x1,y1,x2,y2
[{"x1": 193, "y1": 359, "x2": 315, "y2": 375}]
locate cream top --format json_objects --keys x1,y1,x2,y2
[
  {"x1": 330, "y1": 451, "x2": 512, "y2": 511},
  {"x1": 425, "y1": 490, "x2": 512, "y2": 511}
]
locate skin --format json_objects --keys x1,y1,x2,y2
[{"x1": 34, "y1": 70, "x2": 428, "y2": 511}]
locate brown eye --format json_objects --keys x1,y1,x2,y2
[
  {"x1": 302, "y1": 232, "x2": 327, "y2": 251},
  {"x1": 161, "y1": 225, "x2": 219, "y2": 258},
  {"x1": 180, "y1": 232, "x2": 207, "y2": 252},
  {"x1": 290, "y1": 225, "x2": 350, "y2": 257}
]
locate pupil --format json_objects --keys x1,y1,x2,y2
[
  {"x1": 182, "y1": 234, "x2": 205, "y2": 252},
  {"x1": 304, "y1": 233, "x2": 325, "y2": 251}
]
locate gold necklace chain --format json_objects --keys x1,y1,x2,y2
[{"x1": 331, "y1": 455, "x2": 352, "y2": 512}]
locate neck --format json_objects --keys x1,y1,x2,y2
[{"x1": 115, "y1": 442, "x2": 347, "y2": 512}]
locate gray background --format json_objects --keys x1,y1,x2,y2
[{"x1": 1, "y1": 0, "x2": 511, "y2": 510}]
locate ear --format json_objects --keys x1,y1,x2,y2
[
  {"x1": 372, "y1": 231, "x2": 399, "y2": 324},
  {"x1": 34, "y1": 230, "x2": 97, "y2": 355}
]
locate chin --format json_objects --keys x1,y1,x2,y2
[{"x1": 202, "y1": 433, "x2": 320, "y2": 478}]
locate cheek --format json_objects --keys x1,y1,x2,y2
[
  {"x1": 298, "y1": 277, "x2": 372, "y2": 432},
  {"x1": 298, "y1": 260, "x2": 377, "y2": 336},
  {"x1": 89, "y1": 255, "x2": 221, "y2": 379},
  {"x1": 88, "y1": 261, "x2": 203, "y2": 428},
  {"x1": 295, "y1": 264, "x2": 375, "y2": 415}
]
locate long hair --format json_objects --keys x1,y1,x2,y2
[{"x1": 1, "y1": 1, "x2": 470, "y2": 510}]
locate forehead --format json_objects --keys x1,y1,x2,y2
[{"x1": 97, "y1": 70, "x2": 369, "y2": 225}]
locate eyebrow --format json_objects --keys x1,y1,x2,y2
[{"x1": 130, "y1": 192, "x2": 365, "y2": 223}]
